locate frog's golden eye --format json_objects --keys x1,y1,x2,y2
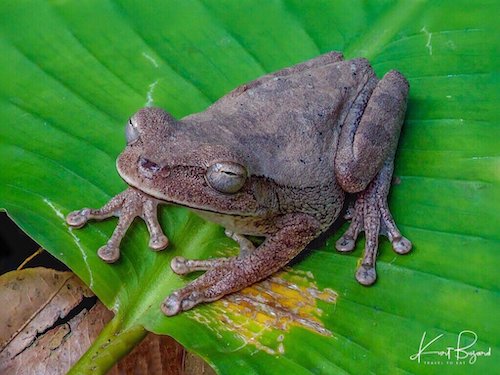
[
  {"x1": 125, "y1": 118, "x2": 140, "y2": 145},
  {"x1": 206, "y1": 162, "x2": 247, "y2": 194}
]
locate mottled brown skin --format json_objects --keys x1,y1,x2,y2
[{"x1": 66, "y1": 52, "x2": 412, "y2": 316}]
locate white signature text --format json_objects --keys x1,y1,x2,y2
[{"x1": 410, "y1": 330, "x2": 491, "y2": 365}]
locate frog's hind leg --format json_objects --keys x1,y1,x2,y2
[
  {"x1": 334, "y1": 70, "x2": 411, "y2": 285},
  {"x1": 170, "y1": 229, "x2": 255, "y2": 275},
  {"x1": 335, "y1": 70, "x2": 409, "y2": 193}
]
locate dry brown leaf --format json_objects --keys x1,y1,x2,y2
[
  {"x1": 2, "y1": 301, "x2": 111, "y2": 374},
  {"x1": 0, "y1": 267, "x2": 94, "y2": 363},
  {"x1": 0, "y1": 267, "x2": 214, "y2": 375},
  {"x1": 182, "y1": 351, "x2": 217, "y2": 375},
  {"x1": 112, "y1": 333, "x2": 185, "y2": 375}
]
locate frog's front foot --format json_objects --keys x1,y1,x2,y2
[
  {"x1": 336, "y1": 160, "x2": 412, "y2": 285},
  {"x1": 66, "y1": 187, "x2": 169, "y2": 263}
]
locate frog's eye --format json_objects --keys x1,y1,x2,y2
[
  {"x1": 125, "y1": 118, "x2": 140, "y2": 145},
  {"x1": 206, "y1": 162, "x2": 247, "y2": 194}
]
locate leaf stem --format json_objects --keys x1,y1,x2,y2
[{"x1": 67, "y1": 315, "x2": 147, "y2": 375}]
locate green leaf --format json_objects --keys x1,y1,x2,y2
[{"x1": 1, "y1": 0, "x2": 498, "y2": 374}]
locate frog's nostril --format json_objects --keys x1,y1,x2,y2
[{"x1": 138, "y1": 156, "x2": 161, "y2": 176}]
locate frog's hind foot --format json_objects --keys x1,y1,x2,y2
[
  {"x1": 66, "y1": 187, "x2": 169, "y2": 263},
  {"x1": 335, "y1": 160, "x2": 412, "y2": 285}
]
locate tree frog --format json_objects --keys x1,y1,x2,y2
[{"x1": 66, "y1": 52, "x2": 412, "y2": 316}]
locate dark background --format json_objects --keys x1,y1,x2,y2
[{"x1": 0, "y1": 212, "x2": 67, "y2": 273}]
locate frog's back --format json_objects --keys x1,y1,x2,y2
[{"x1": 181, "y1": 54, "x2": 377, "y2": 188}]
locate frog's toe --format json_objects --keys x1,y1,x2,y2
[
  {"x1": 161, "y1": 290, "x2": 203, "y2": 316},
  {"x1": 170, "y1": 256, "x2": 231, "y2": 275},
  {"x1": 180, "y1": 291, "x2": 202, "y2": 312},
  {"x1": 170, "y1": 256, "x2": 190, "y2": 275},
  {"x1": 161, "y1": 291, "x2": 182, "y2": 316},
  {"x1": 149, "y1": 234, "x2": 169, "y2": 251},
  {"x1": 391, "y1": 236, "x2": 412, "y2": 254},
  {"x1": 335, "y1": 235, "x2": 356, "y2": 252},
  {"x1": 97, "y1": 244, "x2": 120, "y2": 263},
  {"x1": 356, "y1": 264, "x2": 377, "y2": 286},
  {"x1": 66, "y1": 209, "x2": 90, "y2": 228}
]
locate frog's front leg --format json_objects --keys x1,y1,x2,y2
[
  {"x1": 162, "y1": 213, "x2": 321, "y2": 316},
  {"x1": 66, "y1": 187, "x2": 169, "y2": 263},
  {"x1": 334, "y1": 70, "x2": 412, "y2": 285}
]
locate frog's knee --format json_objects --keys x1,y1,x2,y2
[
  {"x1": 335, "y1": 163, "x2": 370, "y2": 193},
  {"x1": 379, "y1": 70, "x2": 409, "y2": 102}
]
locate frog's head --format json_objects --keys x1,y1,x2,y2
[{"x1": 117, "y1": 107, "x2": 259, "y2": 215}]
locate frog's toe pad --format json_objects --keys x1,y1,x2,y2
[
  {"x1": 97, "y1": 245, "x2": 120, "y2": 263},
  {"x1": 392, "y1": 236, "x2": 412, "y2": 254},
  {"x1": 356, "y1": 264, "x2": 377, "y2": 286},
  {"x1": 149, "y1": 234, "x2": 169, "y2": 251},
  {"x1": 336, "y1": 235, "x2": 356, "y2": 252},
  {"x1": 66, "y1": 209, "x2": 90, "y2": 228},
  {"x1": 161, "y1": 290, "x2": 202, "y2": 316},
  {"x1": 170, "y1": 256, "x2": 190, "y2": 275},
  {"x1": 161, "y1": 291, "x2": 182, "y2": 316}
]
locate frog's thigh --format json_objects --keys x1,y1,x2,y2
[
  {"x1": 161, "y1": 213, "x2": 321, "y2": 316},
  {"x1": 335, "y1": 70, "x2": 409, "y2": 193}
]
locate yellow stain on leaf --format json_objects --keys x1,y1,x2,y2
[{"x1": 189, "y1": 268, "x2": 337, "y2": 355}]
